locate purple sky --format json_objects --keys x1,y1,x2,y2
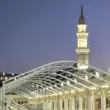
[{"x1": 0, "y1": 0, "x2": 110, "y2": 73}]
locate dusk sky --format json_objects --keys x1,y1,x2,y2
[{"x1": 0, "y1": 0, "x2": 110, "y2": 73}]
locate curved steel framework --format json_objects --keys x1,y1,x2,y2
[
  {"x1": 1, "y1": 60, "x2": 110, "y2": 109},
  {"x1": 3, "y1": 60, "x2": 110, "y2": 97}
]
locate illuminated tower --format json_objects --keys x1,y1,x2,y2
[{"x1": 76, "y1": 6, "x2": 90, "y2": 69}]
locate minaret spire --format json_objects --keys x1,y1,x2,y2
[
  {"x1": 79, "y1": 5, "x2": 85, "y2": 24},
  {"x1": 76, "y1": 6, "x2": 90, "y2": 69},
  {"x1": 80, "y1": 5, "x2": 84, "y2": 16}
]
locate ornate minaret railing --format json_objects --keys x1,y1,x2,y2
[{"x1": 76, "y1": 6, "x2": 90, "y2": 69}]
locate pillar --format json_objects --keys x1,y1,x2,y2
[
  {"x1": 2, "y1": 84, "x2": 5, "y2": 110},
  {"x1": 88, "y1": 91, "x2": 95, "y2": 110},
  {"x1": 84, "y1": 98, "x2": 87, "y2": 110},
  {"x1": 43, "y1": 101, "x2": 50, "y2": 110},
  {"x1": 69, "y1": 97, "x2": 75, "y2": 110},
  {"x1": 95, "y1": 102, "x2": 98, "y2": 110},
  {"x1": 53, "y1": 99, "x2": 57, "y2": 110},
  {"x1": 48, "y1": 100, "x2": 52, "y2": 110},
  {"x1": 0, "y1": 88, "x2": 2, "y2": 110},
  {"x1": 58, "y1": 99, "x2": 62, "y2": 110},
  {"x1": 43, "y1": 101, "x2": 47, "y2": 110},
  {"x1": 101, "y1": 90, "x2": 106, "y2": 110},
  {"x1": 79, "y1": 97, "x2": 83, "y2": 110},
  {"x1": 64, "y1": 98, "x2": 68, "y2": 110}
]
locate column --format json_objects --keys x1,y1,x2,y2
[
  {"x1": 101, "y1": 90, "x2": 106, "y2": 110},
  {"x1": 2, "y1": 85, "x2": 5, "y2": 110},
  {"x1": 69, "y1": 97, "x2": 75, "y2": 110},
  {"x1": 43, "y1": 101, "x2": 47, "y2": 110},
  {"x1": 48, "y1": 100, "x2": 53, "y2": 110},
  {"x1": 43, "y1": 101, "x2": 49, "y2": 110},
  {"x1": 95, "y1": 101, "x2": 98, "y2": 110},
  {"x1": 88, "y1": 91, "x2": 95, "y2": 110},
  {"x1": 0, "y1": 88, "x2": 2, "y2": 110},
  {"x1": 64, "y1": 98, "x2": 68, "y2": 110},
  {"x1": 79, "y1": 97, "x2": 83, "y2": 110},
  {"x1": 53, "y1": 99, "x2": 57, "y2": 110},
  {"x1": 84, "y1": 98, "x2": 87, "y2": 110},
  {"x1": 58, "y1": 99, "x2": 62, "y2": 110}
]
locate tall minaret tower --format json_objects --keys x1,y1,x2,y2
[{"x1": 76, "y1": 6, "x2": 90, "y2": 69}]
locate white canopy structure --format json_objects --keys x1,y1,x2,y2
[{"x1": 1, "y1": 60, "x2": 110, "y2": 110}]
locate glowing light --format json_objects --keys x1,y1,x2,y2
[
  {"x1": 67, "y1": 81, "x2": 70, "y2": 85},
  {"x1": 0, "y1": 77, "x2": 3, "y2": 80},
  {"x1": 85, "y1": 75, "x2": 88, "y2": 80},
  {"x1": 90, "y1": 86, "x2": 96, "y2": 90},
  {"x1": 61, "y1": 83, "x2": 64, "y2": 86},
  {"x1": 12, "y1": 73, "x2": 14, "y2": 76},
  {"x1": 74, "y1": 79, "x2": 77, "y2": 83},
  {"x1": 65, "y1": 91, "x2": 69, "y2": 94},
  {"x1": 55, "y1": 84, "x2": 57, "y2": 87},
  {"x1": 96, "y1": 72, "x2": 99, "y2": 77},
  {"x1": 3, "y1": 72, "x2": 5, "y2": 76},
  {"x1": 5, "y1": 77, "x2": 8, "y2": 80},
  {"x1": 50, "y1": 86, "x2": 53, "y2": 89},
  {"x1": 79, "y1": 89, "x2": 84, "y2": 92},
  {"x1": 78, "y1": 65, "x2": 88, "y2": 70},
  {"x1": 59, "y1": 92, "x2": 62, "y2": 95},
  {"x1": 102, "y1": 84, "x2": 108, "y2": 88},
  {"x1": 71, "y1": 90, "x2": 74, "y2": 93}
]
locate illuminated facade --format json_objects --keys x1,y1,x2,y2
[
  {"x1": 76, "y1": 6, "x2": 90, "y2": 69},
  {"x1": 0, "y1": 6, "x2": 110, "y2": 110}
]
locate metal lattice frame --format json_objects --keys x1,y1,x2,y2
[{"x1": 3, "y1": 60, "x2": 110, "y2": 99}]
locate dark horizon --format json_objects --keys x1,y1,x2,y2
[{"x1": 0, "y1": 0, "x2": 110, "y2": 73}]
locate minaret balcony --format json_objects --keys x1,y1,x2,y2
[
  {"x1": 76, "y1": 47, "x2": 90, "y2": 54},
  {"x1": 76, "y1": 33, "x2": 89, "y2": 38}
]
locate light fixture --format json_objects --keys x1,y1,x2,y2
[
  {"x1": 67, "y1": 81, "x2": 70, "y2": 85},
  {"x1": 102, "y1": 84, "x2": 108, "y2": 88},
  {"x1": 79, "y1": 89, "x2": 84, "y2": 92},
  {"x1": 71, "y1": 90, "x2": 74, "y2": 93},
  {"x1": 90, "y1": 86, "x2": 96, "y2": 90},
  {"x1": 61, "y1": 83, "x2": 64, "y2": 86},
  {"x1": 0, "y1": 77, "x2": 3, "y2": 80},
  {"x1": 55, "y1": 84, "x2": 57, "y2": 87},
  {"x1": 50, "y1": 86, "x2": 53, "y2": 89},
  {"x1": 96, "y1": 72, "x2": 99, "y2": 77},
  {"x1": 59, "y1": 92, "x2": 62, "y2": 95},
  {"x1": 85, "y1": 75, "x2": 88, "y2": 80},
  {"x1": 5, "y1": 77, "x2": 8, "y2": 80},
  {"x1": 74, "y1": 79, "x2": 77, "y2": 82},
  {"x1": 65, "y1": 91, "x2": 69, "y2": 94}
]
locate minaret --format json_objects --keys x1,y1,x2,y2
[{"x1": 76, "y1": 6, "x2": 90, "y2": 69}]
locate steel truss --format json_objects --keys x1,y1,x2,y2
[{"x1": 1, "y1": 60, "x2": 110, "y2": 110}]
